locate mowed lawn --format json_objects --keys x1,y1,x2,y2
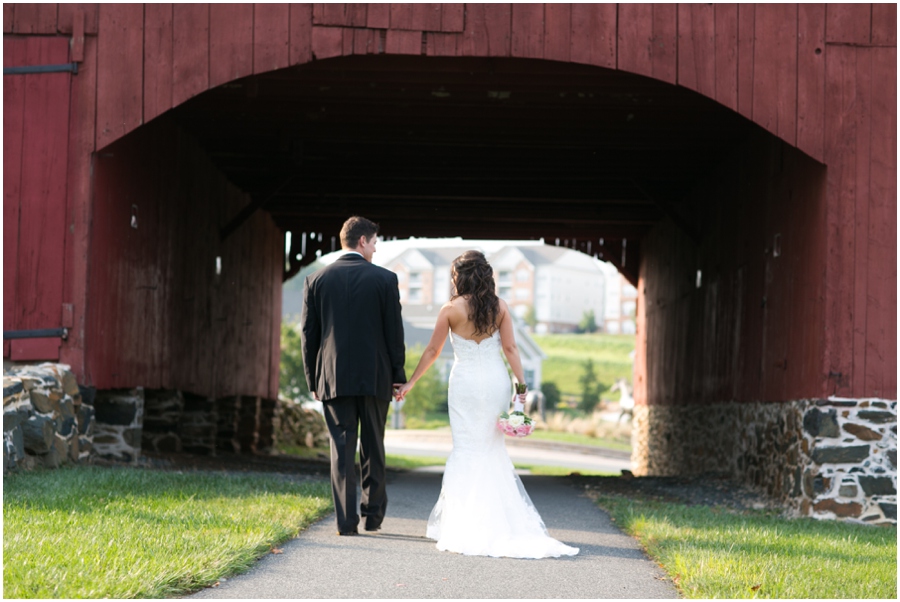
[
  {"x1": 531, "y1": 333, "x2": 635, "y2": 398},
  {"x1": 3, "y1": 466, "x2": 332, "y2": 598}
]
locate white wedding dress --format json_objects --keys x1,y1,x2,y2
[{"x1": 425, "y1": 330, "x2": 579, "y2": 559}]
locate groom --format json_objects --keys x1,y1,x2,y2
[{"x1": 300, "y1": 216, "x2": 406, "y2": 535}]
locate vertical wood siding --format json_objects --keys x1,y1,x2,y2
[
  {"x1": 635, "y1": 132, "x2": 828, "y2": 405},
  {"x1": 2, "y1": 37, "x2": 71, "y2": 362},
  {"x1": 3, "y1": 3, "x2": 894, "y2": 400},
  {"x1": 87, "y1": 115, "x2": 282, "y2": 399}
]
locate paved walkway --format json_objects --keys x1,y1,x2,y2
[
  {"x1": 189, "y1": 469, "x2": 677, "y2": 599},
  {"x1": 384, "y1": 428, "x2": 633, "y2": 473}
]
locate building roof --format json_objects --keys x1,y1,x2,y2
[{"x1": 490, "y1": 244, "x2": 569, "y2": 267}]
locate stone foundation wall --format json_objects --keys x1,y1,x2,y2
[
  {"x1": 143, "y1": 392, "x2": 276, "y2": 456},
  {"x1": 93, "y1": 388, "x2": 144, "y2": 463},
  {"x1": 633, "y1": 397, "x2": 897, "y2": 525},
  {"x1": 3, "y1": 363, "x2": 94, "y2": 471}
]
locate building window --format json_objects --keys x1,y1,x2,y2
[
  {"x1": 515, "y1": 288, "x2": 529, "y2": 300},
  {"x1": 498, "y1": 271, "x2": 512, "y2": 286},
  {"x1": 408, "y1": 272, "x2": 423, "y2": 303},
  {"x1": 524, "y1": 369, "x2": 535, "y2": 388},
  {"x1": 499, "y1": 287, "x2": 512, "y2": 300},
  {"x1": 516, "y1": 269, "x2": 530, "y2": 282}
]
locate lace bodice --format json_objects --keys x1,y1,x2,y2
[{"x1": 449, "y1": 330, "x2": 501, "y2": 363}]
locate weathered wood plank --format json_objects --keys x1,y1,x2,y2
[
  {"x1": 826, "y1": 3, "x2": 871, "y2": 45},
  {"x1": 389, "y1": 3, "x2": 413, "y2": 30},
  {"x1": 872, "y1": 3, "x2": 897, "y2": 46},
  {"x1": 543, "y1": 3, "x2": 570, "y2": 62},
  {"x1": 269, "y1": 227, "x2": 283, "y2": 401},
  {"x1": 617, "y1": 3, "x2": 677, "y2": 85},
  {"x1": 3, "y1": 39, "x2": 26, "y2": 334},
  {"x1": 57, "y1": 3, "x2": 99, "y2": 35},
  {"x1": 678, "y1": 3, "x2": 715, "y2": 99},
  {"x1": 385, "y1": 29, "x2": 421, "y2": 55},
  {"x1": 353, "y1": 27, "x2": 375, "y2": 55},
  {"x1": 367, "y1": 3, "x2": 390, "y2": 29},
  {"x1": 71, "y1": 8, "x2": 85, "y2": 62},
  {"x1": 346, "y1": 4, "x2": 367, "y2": 27},
  {"x1": 823, "y1": 44, "x2": 858, "y2": 397},
  {"x1": 462, "y1": 3, "x2": 511, "y2": 57},
  {"x1": 254, "y1": 3, "x2": 290, "y2": 74},
  {"x1": 210, "y1": 4, "x2": 253, "y2": 88},
  {"x1": 172, "y1": 3, "x2": 209, "y2": 107},
  {"x1": 441, "y1": 4, "x2": 464, "y2": 32},
  {"x1": 313, "y1": 3, "x2": 348, "y2": 26},
  {"x1": 96, "y1": 3, "x2": 143, "y2": 149},
  {"x1": 797, "y1": 4, "x2": 826, "y2": 164},
  {"x1": 59, "y1": 35, "x2": 98, "y2": 375},
  {"x1": 408, "y1": 3, "x2": 441, "y2": 32},
  {"x1": 850, "y1": 48, "x2": 872, "y2": 396},
  {"x1": 342, "y1": 26, "x2": 354, "y2": 55},
  {"x1": 866, "y1": 47, "x2": 896, "y2": 398},
  {"x1": 737, "y1": 3, "x2": 755, "y2": 120},
  {"x1": 426, "y1": 32, "x2": 459, "y2": 57},
  {"x1": 753, "y1": 3, "x2": 797, "y2": 145},
  {"x1": 714, "y1": 3, "x2": 738, "y2": 112},
  {"x1": 13, "y1": 3, "x2": 58, "y2": 34},
  {"x1": 143, "y1": 4, "x2": 173, "y2": 123},
  {"x1": 17, "y1": 37, "x2": 70, "y2": 334},
  {"x1": 3, "y1": 4, "x2": 13, "y2": 33},
  {"x1": 511, "y1": 3, "x2": 544, "y2": 59},
  {"x1": 311, "y1": 26, "x2": 343, "y2": 60},
  {"x1": 290, "y1": 4, "x2": 314, "y2": 65},
  {"x1": 570, "y1": 3, "x2": 615, "y2": 68}
]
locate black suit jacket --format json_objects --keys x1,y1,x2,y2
[{"x1": 300, "y1": 253, "x2": 406, "y2": 401}]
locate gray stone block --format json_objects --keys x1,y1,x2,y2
[
  {"x1": 858, "y1": 476, "x2": 896, "y2": 496},
  {"x1": 4, "y1": 409, "x2": 21, "y2": 432},
  {"x1": 857, "y1": 411, "x2": 895, "y2": 424},
  {"x1": 879, "y1": 503, "x2": 897, "y2": 520},
  {"x1": 804, "y1": 408, "x2": 839, "y2": 438},
  {"x1": 29, "y1": 390, "x2": 55, "y2": 414},
  {"x1": 811, "y1": 445, "x2": 870, "y2": 464},
  {"x1": 3, "y1": 380, "x2": 23, "y2": 398}
]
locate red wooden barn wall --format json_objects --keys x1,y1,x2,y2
[
  {"x1": 88, "y1": 115, "x2": 283, "y2": 400},
  {"x1": 3, "y1": 3, "x2": 895, "y2": 402},
  {"x1": 634, "y1": 128, "x2": 828, "y2": 406},
  {"x1": 3, "y1": 37, "x2": 71, "y2": 361}
]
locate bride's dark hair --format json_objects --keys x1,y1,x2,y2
[{"x1": 451, "y1": 251, "x2": 500, "y2": 337}]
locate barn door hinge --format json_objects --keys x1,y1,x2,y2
[
  {"x1": 3, "y1": 328, "x2": 69, "y2": 340},
  {"x1": 3, "y1": 63, "x2": 79, "y2": 76}
]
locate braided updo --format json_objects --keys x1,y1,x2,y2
[{"x1": 451, "y1": 251, "x2": 500, "y2": 337}]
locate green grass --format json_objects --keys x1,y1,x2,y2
[
  {"x1": 3, "y1": 466, "x2": 332, "y2": 599},
  {"x1": 528, "y1": 428, "x2": 632, "y2": 453},
  {"x1": 532, "y1": 333, "x2": 635, "y2": 397},
  {"x1": 597, "y1": 495, "x2": 897, "y2": 599}
]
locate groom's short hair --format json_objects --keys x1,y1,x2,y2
[{"x1": 340, "y1": 216, "x2": 379, "y2": 249}]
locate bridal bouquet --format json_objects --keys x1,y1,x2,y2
[{"x1": 498, "y1": 384, "x2": 535, "y2": 437}]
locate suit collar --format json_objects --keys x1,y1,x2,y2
[{"x1": 337, "y1": 253, "x2": 367, "y2": 263}]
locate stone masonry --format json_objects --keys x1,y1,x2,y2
[
  {"x1": 3, "y1": 363, "x2": 94, "y2": 471},
  {"x1": 93, "y1": 388, "x2": 144, "y2": 463},
  {"x1": 632, "y1": 397, "x2": 897, "y2": 525}
]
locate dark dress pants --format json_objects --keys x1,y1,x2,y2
[{"x1": 322, "y1": 395, "x2": 390, "y2": 532}]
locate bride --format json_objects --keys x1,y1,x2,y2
[{"x1": 396, "y1": 251, "x2": 578, "y2": 559}]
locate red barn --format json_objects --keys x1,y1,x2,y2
[{"x1": 3, "y1": 4, "x2": 896, "y2": 522}]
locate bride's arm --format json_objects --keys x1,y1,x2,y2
[
  {"x1": 396, "y1": 304, "x2": 451, "y2": 399},
  {"x1": 497, "y1": 300, "x2": 526, "y2": 386}
]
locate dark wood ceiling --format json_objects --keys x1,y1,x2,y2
[{"x1": 173, "y1": 54, "x2": 755, "y2": 277}]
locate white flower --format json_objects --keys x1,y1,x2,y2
[{"x1": 508, "y1": 414, "x2": 525, "y2": 428}]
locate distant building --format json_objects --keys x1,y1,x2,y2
[
  {"x1": 489, "y1": 245, "x2": 607, "y2": 334},
  {"x1": 598, "y1": 261, "x2": 638, "y2": 335}
]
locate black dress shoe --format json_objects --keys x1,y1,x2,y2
[
  {"x1": 337, "y1": 528, "x2": 359, "y2": 536},
  {"x1": 364, "y1": 521, "x2": 382, "y2": 532}
]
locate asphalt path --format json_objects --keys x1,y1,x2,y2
[
  {"x1": 188, "y1": 468, "x2": 677, "y2": 599},
  {"x1": 384, "y1": 428, "x2": 633, "y2": 474}
]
